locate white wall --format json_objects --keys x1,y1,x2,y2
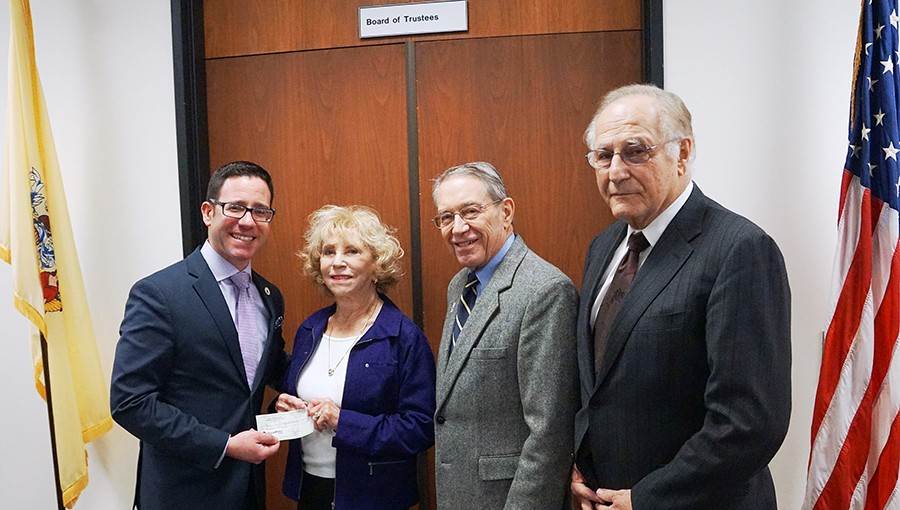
[
  {"x1": 0, "y1": 1, "x2": 179, "y2": 508},
  {"x1": 0, "y1": 1, "x2": 863, "y2": 508},
  {"x1": 664, "y1": 1, "x2": 859, "y2": 508}
]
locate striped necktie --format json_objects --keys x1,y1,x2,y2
[{"x1": 450, "y1": 271, "x2": 478, "y2": 355}]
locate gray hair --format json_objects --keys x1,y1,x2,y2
[
  {"x1": 431, "y1": 161, "x2": 510, "y2": 202},
  {"x1": 584, "y1": 84, "x2": 695, "y2": 161}
]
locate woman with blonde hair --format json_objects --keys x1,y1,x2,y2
[{"x1": 276, "y1": 205, "x2": 435, "y2": 510}]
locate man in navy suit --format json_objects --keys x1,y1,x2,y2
[
  {"x1": 111, "y1": 161, "x2": 287, "y2": 510},
  {"x1": 571, "y1": 85, "x2": 791, "y2": 509}
]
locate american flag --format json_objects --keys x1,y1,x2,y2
[{"x1": 803, "y1": 1, "x2": 900, "y2": 508}]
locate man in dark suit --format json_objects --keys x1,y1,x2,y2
[
  {"x1": 571, "y1": 85, "x2": 791, "y2": 510},
  {"x1": 430, "y1": 162, "x2": 578, "y2": 509},
  {"x1": 111, "y1": 161, "x2": 287, "y2": 510}
]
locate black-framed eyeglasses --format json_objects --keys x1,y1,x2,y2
[
  {"x1": 585, "y1": 138, "x2": 681, "y2": 170},
  {"x1": 432, "y1": 199, "x2": 504, "y2": 229},
  {"x1": 208, "y1": 199, "x2": 276, "y2": 223}
]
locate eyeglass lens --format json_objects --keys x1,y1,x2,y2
[
  {"x1": 220, "y1": 202, "x2": 273, "y2": 222},
  {"x1": 590, "y1": 144, "x2": 653, "y2": 168},
  {"x1": 435, "y1": 204, "x2": 489, "y2": 228}
]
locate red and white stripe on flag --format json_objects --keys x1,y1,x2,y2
[
  {"x1": 803, "y1": 1, "x2": 900, "y2": 508},
  {"x1": 803, "y1": 173, "x2": 900, "y2": 509}
]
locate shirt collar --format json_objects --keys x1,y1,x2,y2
[
  {"x1": 474, "y1": 233, "x2": 515, "y2": 287},
  {"x1": 628, "y1": 181, "x2": 694, "y2": 246},
  {"x1": 200, "y1": 240, "x2": 252, "y2": 283}
]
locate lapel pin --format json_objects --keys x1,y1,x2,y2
[{"x1": 264, "y1": 287, "x2": 271, "y2": 296}]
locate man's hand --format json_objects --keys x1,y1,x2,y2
[
  {"x1": 571, "y1": 465, "x2": 603, "y2": 509},
  {"x1": 596, "y1": 488, "x2": 632, "y2": 510},
  {"x1": 225, "y1": 429, "x2": 280, "y2": 464}
]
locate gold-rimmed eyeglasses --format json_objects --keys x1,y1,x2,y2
[
  {"x1": 432, "y1": 199, "x2": 504, "y2": 229},
  {"x1": 585, "y1": 138, "x2": 681, "y2": 170}
]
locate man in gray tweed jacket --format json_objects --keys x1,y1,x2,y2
[{"x1": 430, "y1": 161, "x2": 578, "y2": 510}]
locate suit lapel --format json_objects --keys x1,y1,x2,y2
[
  {"x1": 577, "y1": 223, "x2": 626, "y2": 396},
  {"x1": 436, "y1": 236, "x2": 527, "y2": 410},
  {"x1": 251, "y1": 272, "x2": 282, "y2": 393},
  {"x1": 593, "y1": 188, "x2": 706, "y2": 390},
  {"x1": 187, "y1": 249, "x2": 249, "y2": 386},
  {"x1": 437, "y1": 273, "x2": 465, "y2": 375}
]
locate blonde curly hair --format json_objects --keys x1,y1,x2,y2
[{"x1": 298, "y1": 205, "x2": 404, "y2": 293}]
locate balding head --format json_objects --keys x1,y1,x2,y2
[
  {"x1": 585, "y1": 84, "x2": 695, "y2": 165},
  {"x1": 583, "y1": 84, "x2": 695, "y2": 229}
]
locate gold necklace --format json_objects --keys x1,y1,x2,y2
[{"x1": 326, "y1": 299, "x2": 380, "y2": 377}]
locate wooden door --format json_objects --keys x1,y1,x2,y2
[{"x1": 203, "y1": 2, "x2": 644, "y2": 509}]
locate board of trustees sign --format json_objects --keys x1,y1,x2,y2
[{"x1": 358, "y1": 0, "x2": 468, "y2": 39}]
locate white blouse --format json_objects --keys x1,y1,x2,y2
[{"x1": 296, "y1": 333, "x2": 358, "y2": 478}]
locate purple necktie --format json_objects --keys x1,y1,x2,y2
[{"x1": 230, "y1": 271, "x2": 261, "y2": 386}]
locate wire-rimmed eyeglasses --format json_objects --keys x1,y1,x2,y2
[
  {"x1": 585, "y1": 138, "x2": 682, "y2": 170},
  {"x1": 432, "y1": 199, "x2": 504, "y2": 229}
]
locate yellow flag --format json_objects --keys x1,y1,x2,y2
[{"x1": 0, "y1": 0, "x2": 112, "y2": 506}]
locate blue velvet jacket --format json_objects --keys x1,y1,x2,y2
[{"x1": 281, "y1": 296, "x2": 436, "y2": 509}]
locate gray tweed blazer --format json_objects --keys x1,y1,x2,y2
[{"x1": 434, "y1": 235, "x2": 578, "y2": 510}]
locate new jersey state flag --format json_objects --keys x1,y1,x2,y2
[{"x1": 0, "y1": 0, "x2": 111, "y2": 507}]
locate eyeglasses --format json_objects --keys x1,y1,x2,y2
[
  {"x1": 585, "y1": 138, "x2": 681, "y2": 170},
  {"x1": 208, "y1": 199, "x2": 276, "y2": 223},
  {"x1": 432, "y1": 199, "x2": 504, "y2": 229}
]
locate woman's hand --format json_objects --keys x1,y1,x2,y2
[
  {"x1": 275, "y1": 393, "x2": 307, "y2": 413},
  {"x1": 308, "y1": 398, "x2": 341, "y2": 432}
]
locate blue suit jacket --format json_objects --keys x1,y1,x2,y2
[
  {"x1": 281, "y1": 295, "x2": 436, "y2": 509},
  {"x1": 111, "y1": 247, "x2": 287, "y2": 510},
  {"x1": 574, "y1": 186, "x2": 792, "y2": 509}
]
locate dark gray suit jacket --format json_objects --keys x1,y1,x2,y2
[
  {"x1": 574, "y1": 186, "x2": 791, "y2": 509},
  {"x1": 110, "y1": 248, "x2": 287, "y2": 510},
  {"x1": 435, "y1": 236, "x2": 578, "y2": 510}
]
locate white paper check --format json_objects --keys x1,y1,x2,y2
[{"x1": 255, "y1": 410, "x2": 315, "y2": 441}]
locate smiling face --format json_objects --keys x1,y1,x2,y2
[
  {"x1": 201, "y1": 176, "x2": 272, "y2": 270},
  {"x1": 588, "y1": 94, "x2": 691, "y2": 229},
  {"x1": 433, "y1": 174, "x2": 514, "y2": 269},
  {"x1": 319, "y1": 232, "x2": 378, "y2": 299}
]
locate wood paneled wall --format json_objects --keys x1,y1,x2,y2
[{"x1": 205, "y1": 0, "x2": 640, "y2": 57}]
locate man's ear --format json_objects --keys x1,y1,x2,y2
[
  {"x1": 502, "y1": 197, "x2": 515, "y2": 227},
  {"x1": 677, "y1": 138, "x2": 693, "y2": 175},
  {"x1": 201, "y1": 201, "x2": 214, "y2": 227}
]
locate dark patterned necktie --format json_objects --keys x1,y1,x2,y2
[
  {"x1": 593, "y1": 232, "x2": 650, "y2": 374},
  {"x1": 449, "y1": 271, "x2": 478, "y2": 356}
]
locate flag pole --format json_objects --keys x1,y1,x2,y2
[{"x1": 39, "y1": 332, "x2": 67, "y2": 510}]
